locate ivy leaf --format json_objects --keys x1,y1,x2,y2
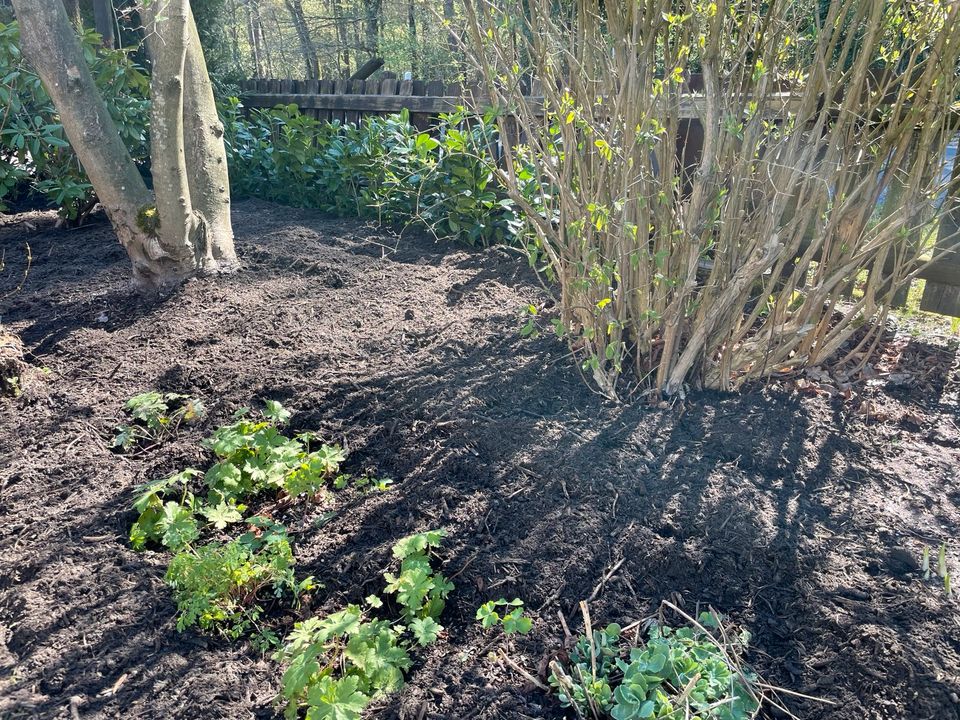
[
  {"x1": 409, "y1": 617, "x2": 442, "y2": 646},
  {"x1": 199, "y1": 502, "x2": 243, "y2": 530}
]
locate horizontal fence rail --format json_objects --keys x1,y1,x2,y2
[{"x1": 239, "y1": 78, "x2": 803, "y2": 124}]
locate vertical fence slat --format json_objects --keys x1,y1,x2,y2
[
  {"x1": 318, "y1": 79, "x2": 333, "y2": 123},
  {"x1": 363, "y1": 79, "x2": 380, "y2": 123},
  {"x1": 333, "y1": 78, "x2": 348, "y2": 125},
  {"x1": 304, "y1": 79, "x2": 319, "y2": 120}
]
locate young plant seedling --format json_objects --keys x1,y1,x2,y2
[
  {"x1": 114, "y1": 391, "x2": 205, "y2": 451},
  {"x1": 129, "y1": 401, "x2": 348, "y2": 551},
  {"x1": 476, "y1": 598, "x2": 533, "y2": 635},
  {"x1": 164, "y1": 517, "x2": 314, "y2": 640},
  {"x1": 548, "y1": 610, "x2": 761, "y2": 720}
]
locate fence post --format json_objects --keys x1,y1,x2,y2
[{"x1": 920, "y1": 148, "x2": 960, "y2": 316}]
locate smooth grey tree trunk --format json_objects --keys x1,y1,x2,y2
[
  {"x1": 92, "y1": 0, "x2": 115, "y2": 48},
  {"x1": 13, "y1": 0, "x2": 237, "y2": 290}
]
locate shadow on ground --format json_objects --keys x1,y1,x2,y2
[{"x1": 1, "y1": 200, "x2": 958, "y2": 720}]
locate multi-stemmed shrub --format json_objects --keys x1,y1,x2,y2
[{"x1": 463, "y1": 0, "x2": 960, "y2": 396}]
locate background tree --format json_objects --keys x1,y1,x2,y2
[{"x1": 11, "y1": 0, "x2": 237, "y2": 290}]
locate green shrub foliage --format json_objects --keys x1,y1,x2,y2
[
  {"x1": 222, "y1": 100, "x2": 524, "y2": 247},
  {"x1": 0, "y1": 20, "x2": 149, "y2": 219}
]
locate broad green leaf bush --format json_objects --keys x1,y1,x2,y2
[
  {"x1": 221, "y1": 100, "x2": 524, "y2": 247},
  {"x1": 549, "y1": 614, "x2": 760, "y2": 720},
  {"x1": 0, "y1": 19, "x2": 149, "y2": 220}
]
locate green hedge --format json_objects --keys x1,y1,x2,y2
[
  {"x1": 0, "y1": 19, "x2": 149, "y2": 221},
  {"x1": 221, "y1": 100, "x2": 524, "y2": 247}
]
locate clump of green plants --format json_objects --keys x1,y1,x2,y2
[
  {"x1": 129, "y1": 400, "x2": 346, "y2": 550},
  {"x1": 113, "y1": 391, "x2": 206, "y2": 451},
  {"x1": 220, "y1": 100, "x2": 521, "y2": 248},
  {"x1": 476, "y1": 598, "x2": 533, "y2": 635},
  {"x1": 275, "y1": 529, "x2": 452, "y2": 720},
  {"x1": 383, "y1": 529, "x2": 454, "y2": 623},
  {"x1": 165, "y1": 517, "x2": 314, "y2": 639},
  {"x1": 332, "y1": 473, "x2": 394, "y2": 492},
  {"x1": 549, "y1": 612, "x2": 760, "y2": 720}
]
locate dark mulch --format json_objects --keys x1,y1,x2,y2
[{"x1": 1, "y1": 201, "x2": 959, "y2": 720}]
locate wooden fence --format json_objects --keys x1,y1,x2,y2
[
  {"x1": 239, "y1": 77, "x2": 960, "y2": 317},
  {"x1": 239, "y1": 78, "x2": 475, "y2": 130}
]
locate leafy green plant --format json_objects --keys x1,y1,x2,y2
[
  {"x1": 165, "y1": 517, "x2": 314, "y2": 639},
  {"x1": 549, "y1": 613, "x2": 760, "y2": 720},
  {"x1": 476, "y1": 598, "x2": 533, "y2": 635},
  {"x1": 113, "y1": 391, "x2": 206, "y2": 451},
  {"x1": 922, "y1": 542, "x2": 953, "y2": 599},
  {"x1": 220, "y1": 100, "x2": 522, "y2": 247},
  {"x1": 129, "y1": 401, "x2": 348, "y2": 550},
  {"x1": 276, "y1": 606, "x2": 410, "y2": 720},
  {"x1": 275, "y1": 530, "x2": 452, "y2": 720},
  {"x1": 202, "y1": 405, "x2": 344, "y2": 504},
  {"x1": 332, "y1": 473, "x2": 394, "y2": 492},
  {"x1": 383, "y1": 529, "x2": 454, "y2": 622}
]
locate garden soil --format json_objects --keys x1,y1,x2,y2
[{"x1": 1, "y1": 201, "x2": 959, "y2": 720}]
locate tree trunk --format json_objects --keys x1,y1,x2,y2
[
  {"x1": 12, "y1": 0, "x2": 236, "y2": 290},
  {"x1": 407, "y1": 0, "x2": 417, "y2": 75},
  {"x1": 284, "y1": 0, "x2": 319, "y2": 79},
  {"x1": 443, "y1": 0, "x2": 456, "y2": 58},
  {"x1": 228, "y1": 0, "x2": 241, "y2": 70},
  {"x1": 362, "y1": 0, "x2": 381, "y2": 57},
  {"x1": 13, "y1": 0, "x2": 155, "y2": 282},
  {"x1": 61, "y1": 0, "x2": 81, "y2": 27},
  {"x1": 244, "y1": 0, "x2": 263, "y2": 76},
  {"x1": 92, "y1": 0, "x2": 115, "y2": 48},
  {"x1": 332, "y1": 0, "x2": 350, "y2": 76},
  {"x1": 143, "y1": 0, "x2": 237, "y2": 280},
  {"x1": 247, "y1": 0, "x2": 272, "y2": 77},
  {"x1": 182, "y1": 5, "x2": 236, "y2": 272}
]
